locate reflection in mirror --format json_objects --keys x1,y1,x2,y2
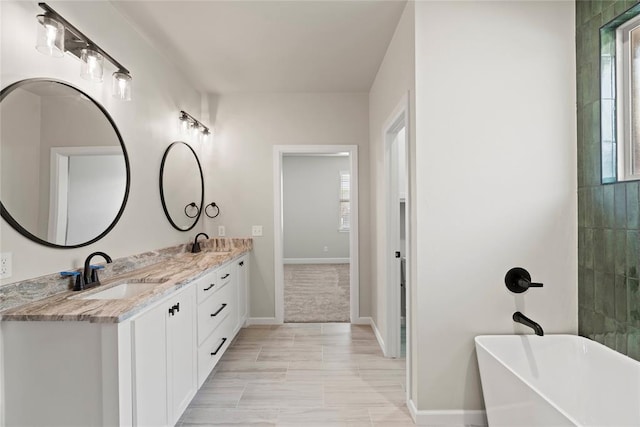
[
  {"x1": 159, "y1": 141, "x2": 204, "y2": 231},
  {"x1": 0, "y1": 79, "x2": 130, "y2": 248}
]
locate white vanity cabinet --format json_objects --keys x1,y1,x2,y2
[
  {"x1": 1, "y1": 253, "x2": 249, "y2": 427},
  {"x1": 132, "y1": 284, "x2": 196, "y2": 426}
]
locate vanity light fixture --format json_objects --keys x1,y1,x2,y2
[
  {"x1": 179, "y1": 110, "x2": 212, "y2": 141},
  {"x1": 35, "y1": 3, "x2": 133, "y2": 100}
]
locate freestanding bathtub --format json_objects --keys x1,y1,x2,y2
[{"x1": 475, "y1": 335, "x2": 640, "y2": 426}]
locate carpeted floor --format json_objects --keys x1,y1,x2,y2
[{"x1": 284, "y1": 264, "x2": 350, "y2": 322}]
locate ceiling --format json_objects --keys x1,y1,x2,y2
[{"x1": 111, "y1": 1, "x2": 407, "y2": 94}]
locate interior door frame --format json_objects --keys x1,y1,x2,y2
[
  {"x1": 48, "y1": 146, "x2": 123, "y2": 244},
  {"x1": 273, "y1": 145, "x2": 359, "y2": 323},
  {"x1": 383, "y1": 94, "x2": 411, "y2": 400}
]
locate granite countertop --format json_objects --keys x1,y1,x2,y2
[{"x1": 0, "y1": 240, "x2": 252, "y2": 324}]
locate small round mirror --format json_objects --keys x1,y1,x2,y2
[
  {"x1": 0, "y1": 79, "x2": 130, "y2": 248},
  {"x1": 159, "y1": 141, "x2": 204, "y2": 231}
]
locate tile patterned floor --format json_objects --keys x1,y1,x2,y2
[
  {"x1": 284, "y1": 264, "x2": 350, "y2": 322},
  {"x1": 178, "y1": 323, "x2": 413, "y2": 426}
]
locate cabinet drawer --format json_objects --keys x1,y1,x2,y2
[
  {"x1": 196, "y1": 269, "x2": 219, "y2": 304},
  {"x1": 197, "y1": 314, "x2": 234, "y2": 387},
  {"x1": 197, "y1": 281, "x2": 234, "y2": 345}
]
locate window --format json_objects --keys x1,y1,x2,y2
[
  {"x1": 339, "y1": 171, "x2": 350, "y2": 232},
  {"x1": 600, "y1": 4, "x2": 640, "y2": 182}
]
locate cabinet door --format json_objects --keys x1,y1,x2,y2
[
  {"x1": 132, "y1": 301, "x2": 168, "y2": 426},
  {"x1": 167, "y1": 285, "x2": 197, "y2": 425},
  {"x1": 237, "y1": 255, "x2": 249, "y2": 324}
]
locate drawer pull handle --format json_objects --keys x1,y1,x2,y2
[
  {"x1": 173, "y1": 303, "x2": 180, "y2": 313},
  {"x1": 168, "y1": 307, "x2": 174, "y2": 316},
  {"x1": 211, "y1": 338, "x2": 227, "y2": 356},
  {"x1": 221, "y1": 273, "x2": 230, "y2": 280},
  {"x1": 211, "y1": 303, "x2": 228, "y2": 317},
  {"x1": 203, "y1": 283, "x2": 215, "y2": 291},
  {"x1": 239, "y1": 261, "x2": 244, "y2": 267}
]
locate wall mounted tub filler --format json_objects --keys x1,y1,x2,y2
[
  {"x1": 83, "y1": 251, "x2": 113, "y2": 289},
  {"x1": 191, "y1": 232, "x2": 209, "y2": 253},
  {"x1": 513, "y1": 311, "x2": 544, "y2": 336},
  {"x1": 504, "y1": 267, "x2": 543, "y2": 293}
]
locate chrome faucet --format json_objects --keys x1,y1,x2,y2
[
  {"x1": 192, "y1": 233, "x2": 209, "y2": 253},
  {"x1": 83, "y1": 251, "x2": 112, "y2": 288},
  {"x1": 513, "y1": 311, "x2": 544, "y2": 336}
]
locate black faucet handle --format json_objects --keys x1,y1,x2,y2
[
  {"x1": 90, "y1": 265, "x2": 105, "y2": 283},
  {"x1": 61, "y1": 271, "x2": 85, "y2": 291},
  {"x1": 505, "y1": 267, "x2": 543, "y2": 293}
]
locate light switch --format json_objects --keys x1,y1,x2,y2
[{"x1": 252, "y1": 225, "x2": 263, "y2": 236}]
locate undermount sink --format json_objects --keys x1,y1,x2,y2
[{"x1": 76, "y1": 280, "x2": 166, "y2": 300}]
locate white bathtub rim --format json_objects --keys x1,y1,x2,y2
[{"x1": 475, "y1": 334, "x2": 581, "y2": 426}]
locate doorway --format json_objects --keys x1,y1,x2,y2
[
  {"x1": 273, "y1": 145, "x2": 359, "y2": 324},
  {"x1": 384, "y1": 95, "x2": 411, "y2": 399},
  {"x1": 282, "y1": 154, "x2": 351, "y2": 322}
]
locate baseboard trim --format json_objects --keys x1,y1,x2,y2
[
  {"x1": 370, "y1": 318, "x2": 386, "y2": 356},
  {"x1": 352, "y1": 316, "x2": 371, "y2": 325},
  {"x1": 408, "y1": 400, "x2": 487, "y2": 426},
  {"x1": 246, "y1": 317, "x2": 281, "y2": 325},
  {"x1": 283, "y1": 258, "x2": 350, "y2": 264}
]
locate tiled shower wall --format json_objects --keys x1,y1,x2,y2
[{"x1": 577, "y1": 0, "x2": 640, "y2": 360}]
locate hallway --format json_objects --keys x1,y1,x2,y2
[{"x1": 178, "y1": 323, "x2": 412, "y2": 426}]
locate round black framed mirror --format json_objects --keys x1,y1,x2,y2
[
  {"x1": 0, "y1": 78, "x2": 130, "y2": 248},
  {"x1": 159, "y1": 141, "x2": 204, "y2": 231}
]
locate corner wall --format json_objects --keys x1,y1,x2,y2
[
  {"x1": 413, "y1": 0, "x2": 577, "y2": 413},
  {"x1": 0, "y1": 1, "x2": 205, "y2": 284},
  {"x1": 368, "y1": 0, "x2": 416, "y2": 368},
  {"x1": 577, "y1": 0, "x2": 640, "y2": 360}
]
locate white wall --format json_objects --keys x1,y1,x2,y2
[
  {"x1": 203, "y1": 93, "x2": 369, "y2": 318},
  {"x1": 367, "y1": 0, "x2": 416, "y2": 390},
  {"x1": 283, "y1": 155, "x2": 350, "y2": 260},
  {"x1": 0, "y1": 0, "x2": 205, "y2": 284},
  {"x1": 413, "y1": 0, "x2": 577, "y2": 414}
]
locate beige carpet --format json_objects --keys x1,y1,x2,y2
[{"x1": 284, "y1": 264, "x2": 350, "y2": 322}]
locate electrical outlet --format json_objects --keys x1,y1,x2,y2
[
  {"x1": 323, "y1": 246, "x2": 329, "y2": 252},
  {"x1": 218, "y1": 225, "x2": 226, "y2": 237},
  {"x1": 252, "y1": 225, "x2": 263, "y2": 236},
  {"x1": 1, "y1": 252, "x2": 12, "y2": 279}
]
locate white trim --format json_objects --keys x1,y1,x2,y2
[
  {"x1": 273, "y1": 145, "x2": 359, "y2": 324},
  {"x1": 246, "y1": 317, "x2": 281, "y2": 326},
  {"x1": 370, "y1": 317, "x2": 386, "y2": 356},
  {"x1": 352, "y1": 316, "x2": 372, "y2": 325},
  {"x1": 283, "y1": 258, "x2": 350, "y2": 264},
  {"x1": 407, "y1": 400, "x2": 487, "y2": 426}
]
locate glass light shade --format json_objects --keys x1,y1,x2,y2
[
  {"x1": 80, "y1": 48, "x2": 104, "y2": 82},
  {"x1": 36, "y1": 15, "x2": 64, "y2": 57},
  {"x1": 112, "y1": 72, "x2": 132, "y2": 101}
]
